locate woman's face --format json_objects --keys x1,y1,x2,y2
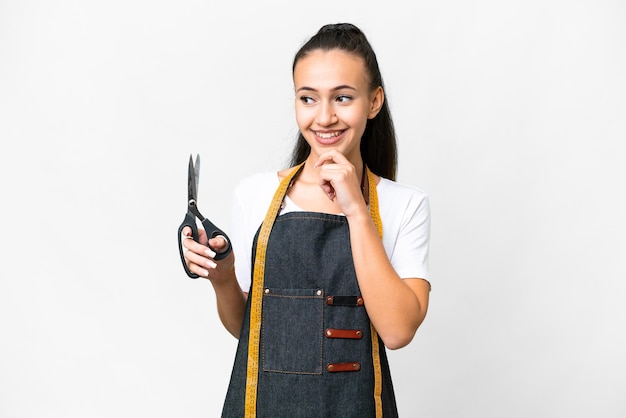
[{"x1": 293, "y1": 49, "x2": 383, "y2": 163}]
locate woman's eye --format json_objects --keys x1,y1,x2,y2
[
  {"x1": 336, "y1": 95, "x2": 352, "y2": 103},
  {"x1": 300, "y1": 96, "x2": 315, "y2": 104}
]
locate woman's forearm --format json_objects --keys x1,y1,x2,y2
[{"x1": 347, "y1": 211, "x2": 429, "y2": 350}]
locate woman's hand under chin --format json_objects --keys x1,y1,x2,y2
[{"x1": 314, "y1": 150, "x2": 368, "y2": 218}]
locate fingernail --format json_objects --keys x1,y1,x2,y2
[
  {"x1": 205, "y1": 248, "x2": 216, "y2": 258},
  {"x1": 207, "y1": 260, "x2": 217, "y2": 269}
]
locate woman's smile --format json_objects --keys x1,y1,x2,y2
[{"x1": 313, "y1": 129, "x2": 346, "y2": 145}]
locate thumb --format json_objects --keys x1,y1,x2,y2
[{"x1": 208, "y1": 235, "x2": 230, "y2": 253}]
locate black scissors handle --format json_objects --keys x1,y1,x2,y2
[{"x1": 177, "y1": 213, "x2": 232, "y2": 279}]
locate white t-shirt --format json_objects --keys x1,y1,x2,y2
[{"x1": 228, "y1": 171, "x2": 430, "y2": 292}]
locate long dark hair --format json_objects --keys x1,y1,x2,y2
[{"x1": 289, "y1": 23, "x2": 398, "y2": 180}]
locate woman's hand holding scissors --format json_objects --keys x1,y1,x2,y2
[{"x1": 181, "y1": 227, "x2": 234, "y2": 280}]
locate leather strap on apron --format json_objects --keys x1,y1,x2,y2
[{"x1": 244, "y1": 163, "x2": 384, "y2": 418}]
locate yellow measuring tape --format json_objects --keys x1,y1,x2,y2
[
  {"x1": 367, "y1": 166, "x2": 384, "y2": 418},
  {"x1": 244, "y1": 164, "x2": 384, "y2": 417},
  {"x1": 244, "y1": 163, "x2": 304, "y2": 417}
]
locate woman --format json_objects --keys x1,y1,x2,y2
[{"x1": 182, "y1": 22, "x2": 431, "y2": 417}]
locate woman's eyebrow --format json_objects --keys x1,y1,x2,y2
[{"x1": 296, "y1": 84, "x2": 357, "y2": 93}]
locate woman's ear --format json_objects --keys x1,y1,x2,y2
[{"x1": 368, "y1": 86, "x2": 385, "y2": 119}]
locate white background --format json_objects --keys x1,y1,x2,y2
[{"x1": 1, "y1": 1, "x2": 625, "y2": 417}]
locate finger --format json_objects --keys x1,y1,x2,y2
[
  {"x1": 181, "y1": 226, "x2": 193, "y2": 238},
  {"x1": 183, "y1": 252, "x2": 211, "y2": 277},
  {"x1": 208, "y1": 235, "x2": 230, "y2": 253},
  {"x1": 187, "y1": 262, "x2": 210, "y2": 278},
  {"x1": 181, "y1": 227, "x2": 209, "y2": 246},
  {"x1": 320, "y1": 181, "x2": 336, "y2": 201},
  {"x1": 315, "y1": 150, "x2": 349, "y2": 167},
  {"x1": 182, "y1": 235, "x2": 217, "y2": 259},
  {"x1": 184, "y1": 247, "x2": 217, "y2": 272}
]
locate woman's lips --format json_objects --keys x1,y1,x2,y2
[{"x1": 314, "y1": 130, "x2": 345, "y2": 145}]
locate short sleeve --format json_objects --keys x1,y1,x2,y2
[
  {"x1": 228, "y1": 185, "x2": 252, "y2": 292},
  {"x1": 378, "y1": 179, "x2": 431, "y2": 283},
  {"x1": 228, "y1": 171, "x2": 279, "y2": 292}
]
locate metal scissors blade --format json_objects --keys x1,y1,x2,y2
[
  {"x1": 188, "y1": 154, "x2": 201, "y2": 203},
  {"x1": 194, "y1": 154, "x2": 200, "y2": 195}
]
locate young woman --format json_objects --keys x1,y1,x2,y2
[{"x1": 182, "y1": 22, "x2": 431, "y2": 418}]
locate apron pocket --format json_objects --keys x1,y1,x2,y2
[{"x1": 261, "y1": 287, "x2": 324, "y2": 375}]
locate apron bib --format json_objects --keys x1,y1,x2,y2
[{"x1": 222, "y1": 164, "x2": 398, "y2": 417}]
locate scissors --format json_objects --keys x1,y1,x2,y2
[{"x1": 177, "y1": 154, "x2": 232, "y2": 278}]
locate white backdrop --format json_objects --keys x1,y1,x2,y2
[{"x1": 1, "y1": 1, "x2": 625, "y2": 417}]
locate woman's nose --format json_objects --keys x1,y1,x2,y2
[{"x1": 316, "y1": 102, "x2": 337, "y2": 126}]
